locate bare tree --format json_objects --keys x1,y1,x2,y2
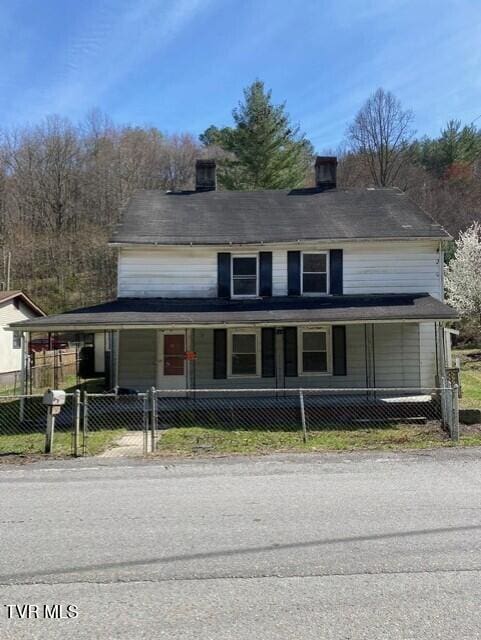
[{"x1": 347, "y1": 88, "x2": 415, "y2": 187}]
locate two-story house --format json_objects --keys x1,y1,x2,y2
[{"x1": 11, "y1": 157, "x2": 457, "y2": 394}]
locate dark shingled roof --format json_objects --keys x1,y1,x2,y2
[
  {"x1": 10, "y1": 294, "x2": 457, "y2": 330},
  {"x1": 111, "y1": 187, "x2": 450, "y2": 245}
]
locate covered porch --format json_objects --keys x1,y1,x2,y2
[
  {"x1": 9, "y1": 293, "x2": 458, "y2": 397},
  {"x1": 116, "y1": 321, "x2": 446, "y2": 393}
]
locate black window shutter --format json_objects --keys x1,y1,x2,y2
[
  {"x1": 259, "y1": 252, "x2": 273, "y2": 297},
  {"x1": 287, "y1": 251, "x2": 301, "y2": 296},
  {"x1": 283, "y1": 327, "x2": 298, "y2": 377},
  {"x1": 332, "y1": 325, "x2": 347, "y2": 376},
  {"x1": 261, "y1": 328, "x2": 276, "y2": 377},
  {"x1": 329, "y1": 249, "x2": 343, "y2": 295},
  {"x1": 213, "y1": 329, "x2": 227, "y2": 379},
  {"x1": 217, "y1": 253, "x2": 231, "y2": 298}
]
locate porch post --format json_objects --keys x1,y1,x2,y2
[
  {"x1": 186, "y1": 328, "x2": 193, "y2": 392},
  {"x1": 109, "y1": 330, "x2": 119, "y2": 390},
  {"x1": 275, "y1": 328, "x2": 284, "y2": 393},
  {"x1": 364, "y1": 323, "x2": 375, "y2": 393},
  {"x1": 435, "y1": 322, "x2": 446, "y2": 385}
]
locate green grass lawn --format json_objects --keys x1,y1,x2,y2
[
  {"x1": 155, "y1": 423, "x2": 481, "y2": 456},
  {"x1": 454, "y1": 347, "x2": 481, "y2": 408},
  {"x1": 0, "y1": 429, "x2": 125, "y2": 457}
]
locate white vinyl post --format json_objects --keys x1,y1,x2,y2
[{"x1": 45, "y1": 408, "x2": 55, "y2": 454}]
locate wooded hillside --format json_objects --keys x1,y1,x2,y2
[{"x1": 0, "y1": 112, "x2": 202, "y2": 312}]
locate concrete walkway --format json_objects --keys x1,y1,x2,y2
[{"x1": 99, "y1": 431, "x2": 159, "y2": 457}]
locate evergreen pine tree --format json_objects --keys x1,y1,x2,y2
[{"x1": 201, "y1": 81, "x2": 313, "y2": 190}]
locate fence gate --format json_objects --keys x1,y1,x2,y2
[{"x1": 76, "y1": 391, "x2": 150, "y2": 457}]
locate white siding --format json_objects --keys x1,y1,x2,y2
[
  {"x1": 118, "y1": 240, "x2": 442, "y2": 299},
  {"x1": 343, "y1": 241, "x2": 442, "y2": 298},
  {"x1": 118, "y1": 248, "x2": 218, "y2": 298},
  {"x1": 419, "y1": 322, "x2": 437, "y2": 388},
  {"x1": 94, "y1": 332, "x2": 105, "y2": 374},
  {"x1": 0, "y1": 300, "x2": 36, "y2": 374},
  {"x1": 372, "y1": 324, "x2": 421, "y2": 387},
  {"x1": 118, "y1": 330, "x2": 156, "y2": 390}
]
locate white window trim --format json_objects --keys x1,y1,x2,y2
[
  {"x1": 228, "y1": 328, "x2": 261, "y2": 378},
  {"x1": 298, "y1": 326, "x2": 332, "y2": 376},
  {"x1": 231, "y1": 254, "x2": 259, "y2": 299},
  {"x1": 301, "y1": 251, "x2": 329, "y2": 296}
]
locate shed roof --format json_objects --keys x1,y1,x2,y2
[
  {"x1": 111, "y1": 187, "x2": 450, "y2": 245},
  {"x1": 10, "y1": 294, "x2": 457, "y2": 331}
]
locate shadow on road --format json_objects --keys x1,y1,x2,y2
[{"x1": 1, "y1": 523, "x2": 481, "y2": 583}]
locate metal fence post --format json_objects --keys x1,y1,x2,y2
[
  {"x1": 150, "y1": 386, "x2": 157, "y2": 454},
  {"x1": 73, "y1": 389, "x2": 81, "y2": 456},
  {"x1": 451, "y1": 384, "x2": 459, "y2": 441},
  {"x1": 445, "y1": 382, "x2": 453, "y2": 437},
  {"x1": 440, "y1": 377, "x2": 448, "y2": 429},
  {"x1": 299, "y1": 390, "x2": 307, "y2": 443},
  {"x1": 82, "y1": 390, "x2": 89, "y2": 456},
  {"x1": 143, "y1": 393, "x2": 149, "y2": 456}
]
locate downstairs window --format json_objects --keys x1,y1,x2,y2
[
  {"x1": 229, "y1": 331, "x2": 259, "y2": 376},
  {"x1": 300, "y1": 329, "x2": 329, "y2": 374}
]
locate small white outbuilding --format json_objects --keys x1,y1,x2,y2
[{"x1": 0, "y1": 291, "x2": 44, "y2": 376}]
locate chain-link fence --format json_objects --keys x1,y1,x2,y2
[
  {"x1": 0, "y1": 370, "x2": 23, "y2": 395},
  {"x1": 0, "y1": 386, "x2": 461, "y2": 458},
  {"x1": 66, "y1": 385, "x2": 464, "y2": 456}
]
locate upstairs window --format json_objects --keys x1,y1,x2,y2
[
  {"x1": 302, "y1": 252, "x2": 328, "y2": 295},
  {"x1": 232, "y1": 255, "x2": 258, "y2": 297}
]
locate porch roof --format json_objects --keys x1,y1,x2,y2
[{"x1": 10, "y1": 293, "x2": 458, "y2": 331}]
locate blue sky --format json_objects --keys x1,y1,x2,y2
[{"x1": 1, "y1": 0, "x2": 481, "y2": 151}]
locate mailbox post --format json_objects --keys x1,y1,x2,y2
[{"x1": 43, "y1": 389, "x2": 66, "y2": 454}]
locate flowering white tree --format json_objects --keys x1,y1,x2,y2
[{"x1": 445, "y1": 223, "x2": 481, "y2": 331}]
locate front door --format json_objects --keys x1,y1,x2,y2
[{"x1": 157, "y1": 331, "x2": 187, "y2": 391}]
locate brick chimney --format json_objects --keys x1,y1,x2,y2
[
  {"x1": 195, "y1": 159, "x2": 217, "y2": 192},
  {"x1": 315, "y1": 156, "x2": 337, "y2": 190}
]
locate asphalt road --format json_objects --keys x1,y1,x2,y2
[{"x1": 0, "y1": 449, "x2": 481, "y2": 639}]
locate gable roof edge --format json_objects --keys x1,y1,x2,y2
[{"x1": 0, "y1": 291, "x2": 45, "y2": 317}]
